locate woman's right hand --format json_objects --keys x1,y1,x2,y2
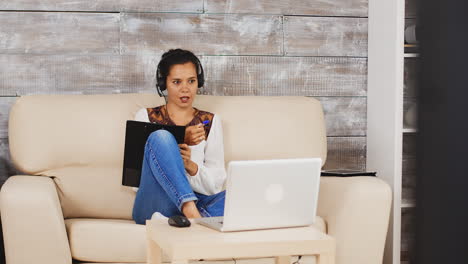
[{"x1": 184, "y1": 123, "x2": 205, "y2": 145}]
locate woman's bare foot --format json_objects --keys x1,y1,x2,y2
[{"x1": 181, "y1": 201, "x2": 202, "y2": 218}]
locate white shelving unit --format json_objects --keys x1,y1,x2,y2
[{"x1": 367, "y1": 0, "x2": 406, "y2": 264}]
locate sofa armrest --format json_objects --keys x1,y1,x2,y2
[
  {"x1": 317, "y1": 176, "x2": 392, "y2": 264},
  {"x1": 0, "y1": 175, "x2": 72, "y2": 264}
]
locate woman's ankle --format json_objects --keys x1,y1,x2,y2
[{"x1": 182, "y1": 201, "x2": 202, "y2": 218}]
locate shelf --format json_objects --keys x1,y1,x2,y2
[
  {"x1": 404, "y1": 44, "x2": 419, "y2": 54},
  {"x1": 403, "y1": 128, "x2": 418, "y2": 133},
  {"x1": 401, "y1": 200, "x2": 416, "y2": 208},
  {"x1": 404, "y1": 53, "x2": 419, "y2": 58}
]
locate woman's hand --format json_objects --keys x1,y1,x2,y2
[
  {"x1": 179, "y1": 144, "x2": 198, "y2": 176},
  {"x1": 184, "y1": 123, "x2": 205, "y2": 146}
]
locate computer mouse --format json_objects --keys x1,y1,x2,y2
[{"x1": 168, "y1": 215, "x2": 191, "y2": 228}]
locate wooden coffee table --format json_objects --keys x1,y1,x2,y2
[{"x1": 146, "y1": 218, "x2": 335, "y2": 264}]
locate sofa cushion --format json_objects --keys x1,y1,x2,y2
[
  {"x1": 65, "y1": 219, "x2": 146, "y2": 263},
  {"x1": 8, "y1": 93, "x2": 161, "y2": 175},
  {"x1": 193, "y1": 95, "x2": 327, "y2": 168},
  {"x1": 44, "y1": 166, "x2": 135, "y2": 219},
  {"x1": 65, "y1": 217, "x2": 326, "y2": 263}
]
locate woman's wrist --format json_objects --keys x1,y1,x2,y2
[{"x1": 187, "y1": 160, "x2": 198, "y2": 176}]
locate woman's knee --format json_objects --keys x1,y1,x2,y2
[{"x1": 146, "y1": 129, "x2": 176, "y2": 147}]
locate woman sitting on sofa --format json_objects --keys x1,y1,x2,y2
[{"x1": 132, "y1": 49, "x2": 227, "y2": 225}]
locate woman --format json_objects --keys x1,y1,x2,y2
[{"x1": 132, "y1": 49, "x2": 227, "y2": 225}]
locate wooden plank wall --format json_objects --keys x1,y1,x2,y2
[{"x1": 0, "y1": 0, "x2": 369, "y2": 184}]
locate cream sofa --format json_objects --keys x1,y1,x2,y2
[{"x1": 0, "y1": 93, "x2": 391, "y2": 264}]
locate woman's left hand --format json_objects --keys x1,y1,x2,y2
[{"x1": 178, "y1": 144, "x2": 198, "y2": 176}]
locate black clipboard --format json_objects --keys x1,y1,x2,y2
[{"x1": 121, "y1": 120, "x2": 186, "y2": 187}]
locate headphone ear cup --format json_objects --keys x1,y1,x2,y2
[
  {"x1": 197, "y1": 61, "x2": 205, "y2": 88},
  {"x1": 156, "y1": 65, "x2": 166, "y2": 93},
  {"x1": 158, "y1": 76, "x2": 166, "y2": 92},
  {"x1": 198, "y1": 75, "x2": 204, "y2": 88}
]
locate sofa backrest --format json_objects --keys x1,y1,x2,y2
[{"x1": 8, "y1": 93, "x2": 327, "y2": 219}]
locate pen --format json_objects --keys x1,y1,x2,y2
[{"x1": 202, "y1": 120, "x2": 210, "y2": 126}]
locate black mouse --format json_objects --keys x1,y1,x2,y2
[{"x1": 168, "y1": 215, "x2": 191, "y2": 228}]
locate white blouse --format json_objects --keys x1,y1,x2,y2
[{"x1": 132, "y1": 108, "x2": 227, "y2": 196}]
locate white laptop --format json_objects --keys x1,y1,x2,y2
[{"x1": 196, "y1": 158, "x2": 322, "y2": 232}]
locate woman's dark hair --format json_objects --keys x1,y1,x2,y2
[{"x1": 155, "y1": 49, "x2": 205, "y2": 95}]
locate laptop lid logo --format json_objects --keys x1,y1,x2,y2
[{"x1": 264, "y1": 183, "x2": 284, "y2": 204}]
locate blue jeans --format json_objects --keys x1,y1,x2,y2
[{"x1": 132, "y1": 130, "x2": 225, "y2": 225}]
